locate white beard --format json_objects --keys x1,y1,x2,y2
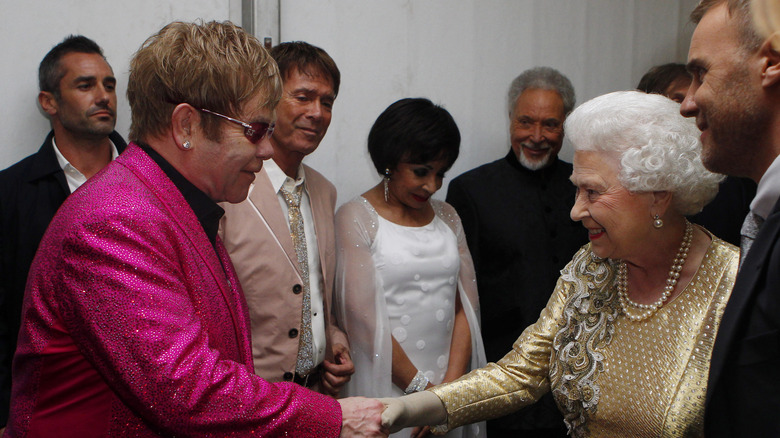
[{"x1": 516, "y1": 146, "x2": 554, "y2": 170}]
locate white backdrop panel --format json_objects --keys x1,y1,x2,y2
[
  {"x1": 0, "y1": 1, "x2": 700, "y2": 208},
  {"x1": 274, "y1": 0, "x2": 696, "y2": 205},
  {"x1": 0, "y1": 0, "x2": 239, "y2": 168}
]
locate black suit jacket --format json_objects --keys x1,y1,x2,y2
[
  {"x1": 446, "y1": 152, "x2": 587, "y2": 434},
  {"x1": 0, "y1": 130, "x2": 127, "y2": 427},
  {"x1": 704, "y1": 196, "x2": 780, "y2": 437}
]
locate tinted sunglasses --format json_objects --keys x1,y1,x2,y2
[{"x1": 197, "y1": 107, "x2": 274, "y2": 144}]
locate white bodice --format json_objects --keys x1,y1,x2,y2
[{"x1": 374, "y1": 215, "x2": 460, "y2": 393}]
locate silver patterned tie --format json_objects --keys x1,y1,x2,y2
[
  {"x1": 739, "y1": 210, "x2": 764, "y2": 269},
  {"x1": 280, "y1": 184, "x2": 315, "y2": 375}
]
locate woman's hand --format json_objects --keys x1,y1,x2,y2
[
  {"x1": 379, "y1": 392, "x2": 448, "y2": 434},
  {"x1": 379, "y1": 397, "x2": 407, "y2": 433}
]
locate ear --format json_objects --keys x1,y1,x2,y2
[
  {"x1": 38, "y1": 91, "x2": 57, "y2": 117},
  {"x1": 170, "y1": 104, "x2": 197, "y2": 151},
  {"x1": 651, "y1": 190, "x2": 673, "y2": 218},
  {"x1": 760, "y1": 37, "x2": 780, "y2": 88}
]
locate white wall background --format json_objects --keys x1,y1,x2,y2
[
  {"x1": 277, "y1": 0, "x2": 700, "y2": 204},
  {"x1": 1, "y1": 0, "x2": 699, "y2": 206},
  {"x1": 0, "y1": 0, "x2": 241, "y2": 168}
]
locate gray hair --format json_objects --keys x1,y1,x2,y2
[
  {"x1": 507, "y1": 67, "x2": 576, "y2": 117},
  {"x1": 565, "y1": 91, "x2": 725, "y2": 216}
]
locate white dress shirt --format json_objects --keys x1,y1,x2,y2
[
  {"x1": 52, "y1": 138, "x2": 120, "y2": 193},
  {"x1": 750, "y1": 154, "x2": 780, "y2": 221}
]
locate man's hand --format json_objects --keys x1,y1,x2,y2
[
  {"x1": 322, "y1": 343, "x2": 355, "y2": 398},
  {"x1": 338, "y1": 396, "x2": 388, "y2": 437}
]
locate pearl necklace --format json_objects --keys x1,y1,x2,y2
[{"x1": 617, "y1": 220, "x2": 693, "y2": 322}]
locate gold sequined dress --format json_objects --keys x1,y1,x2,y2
[{"x1": 431, "y1": 234, "x2": 738, "y2": 437}]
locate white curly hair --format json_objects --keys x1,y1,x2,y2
[{"x1": 564, "y1": 90, "x2": 724, "y2": 216}]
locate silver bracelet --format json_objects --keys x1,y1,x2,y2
[{"x1": 404, "y1": 370, "x2": 429, "y2": 394}]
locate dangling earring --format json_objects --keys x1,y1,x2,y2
[
  {"x1": 182, "y1": 140, "x2": 192, "y2": 150},
  {"x1": 383, "y1": 168, "x2": 391, "y2": 202},
  {"x1": 653, "y1": 214, "x2": 663, "y2": 229}
]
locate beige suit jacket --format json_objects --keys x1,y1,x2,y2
[{"x1": 219, "y1": 165, "x2": 348, "y2": 382}]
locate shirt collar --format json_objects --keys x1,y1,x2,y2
[
  {"x1": 751, "y1": 153, "x2": 780, "y2": 220},
  {"x1": 138, "y1": 144, "x2": 224, "y2": 247},
  {"x1": 52, "y1": 136, "x2": 120, "y2": 174},
  {"x1": 263, "y1": 158, "x2": 306, "y2": 194}
]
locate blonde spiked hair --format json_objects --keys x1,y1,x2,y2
[{"x1": 127, "y1": 20, "x2": 282, "y2": 143}]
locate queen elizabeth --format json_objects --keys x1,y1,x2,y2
[{"x1": 381, "y1": 90, "x2": 738, "y2": 437}]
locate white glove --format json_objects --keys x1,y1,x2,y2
[{"x1": 379, "y1": 391, "x2": 447, "y2": 433}]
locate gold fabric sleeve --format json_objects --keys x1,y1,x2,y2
[
  {"x1": 430, "y1": 275, "x2": 568, "y2": 431},
  {"x1": 429, "y1": 236, "x2": 738, "y2": 437}
]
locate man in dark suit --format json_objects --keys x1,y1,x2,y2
[
  {"x1": 0, "y1": 35, "x2": 126, "y2": 430},
  {"x1": 445, "y1": 67, "x2": 587, "y2": 438},
  {"x1": 681, "y1": 0, "x2": 780, "y2": 436}
]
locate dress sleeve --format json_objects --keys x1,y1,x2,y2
[
  {"x1": 433, "y1": 200, "x2": 486, "y2": 372},
  {"x1": 429, "y1": 274, "x2": 568, "y2": 432},
  {"x1": 56, "y1": 208, "x2": 342, "y2": 436},
  {"x1": 333, "y1": 198, "x2": 393, "y2": 398}
]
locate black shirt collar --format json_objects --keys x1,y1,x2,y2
[{"x1": 138, "y1": 144, "x2": 224, "y2": 246}]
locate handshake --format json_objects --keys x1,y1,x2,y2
[{"x1": 338, "y1": 392, "x2": 446, "y2": 437}]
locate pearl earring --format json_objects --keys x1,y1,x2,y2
[{"x1": 653, "y1": 214, "x2": 663, "y2": 229}]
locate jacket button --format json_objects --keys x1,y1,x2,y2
[
  {"x1": 289, "y1": 328, "x2": 299, "y2": 338},
  {"x1": 283, "y1": 371, "x2": 294, "y2": 381},
  {"x1": 292, "y1": 284, "x2": 302, "y2": 294}
]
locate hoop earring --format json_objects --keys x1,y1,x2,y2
[
  {"x1": 182, "y1": 140, "x2": 192, "y2": 150},
  {"x1": 384, "y1": 168, "x2": 391, "y2": 202},
  {"x1": 653, "y1": 214, "x2": 663, "y2": 229}
]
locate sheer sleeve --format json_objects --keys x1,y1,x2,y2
[
  {"x1": 432, "y1": 200, "x2": 486, "y2": 372},
  {"x1": 334, "y1": 197, "x2": 392, "y2": 398}
]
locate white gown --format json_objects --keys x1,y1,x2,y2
[
  {"x1": 335, "y1": 197, "x2": 486, "y2": 438},
  {"x1": 378, "y1": 214, "x2": 459, "y2": 394}
]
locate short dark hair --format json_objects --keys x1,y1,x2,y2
[
  {"x1": 691, "y1": 0, "x2": 763, "y2": 52},
  {"x1": 367, "y1": 98, "x2": 460, "y2": 176},
  {"x1": 39, "y1": 35, "x2": 105, "y2": 95},
  {"x1": 637, "y1": 63, "x2": 691, "y2": 95},
  {"x1": 270, "y1": 41, "x2": 340, "y2": 97}
]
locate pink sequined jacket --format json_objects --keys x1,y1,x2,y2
[{"x1": 6, "y1": 144, "x2": 342, "y2": 437}]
